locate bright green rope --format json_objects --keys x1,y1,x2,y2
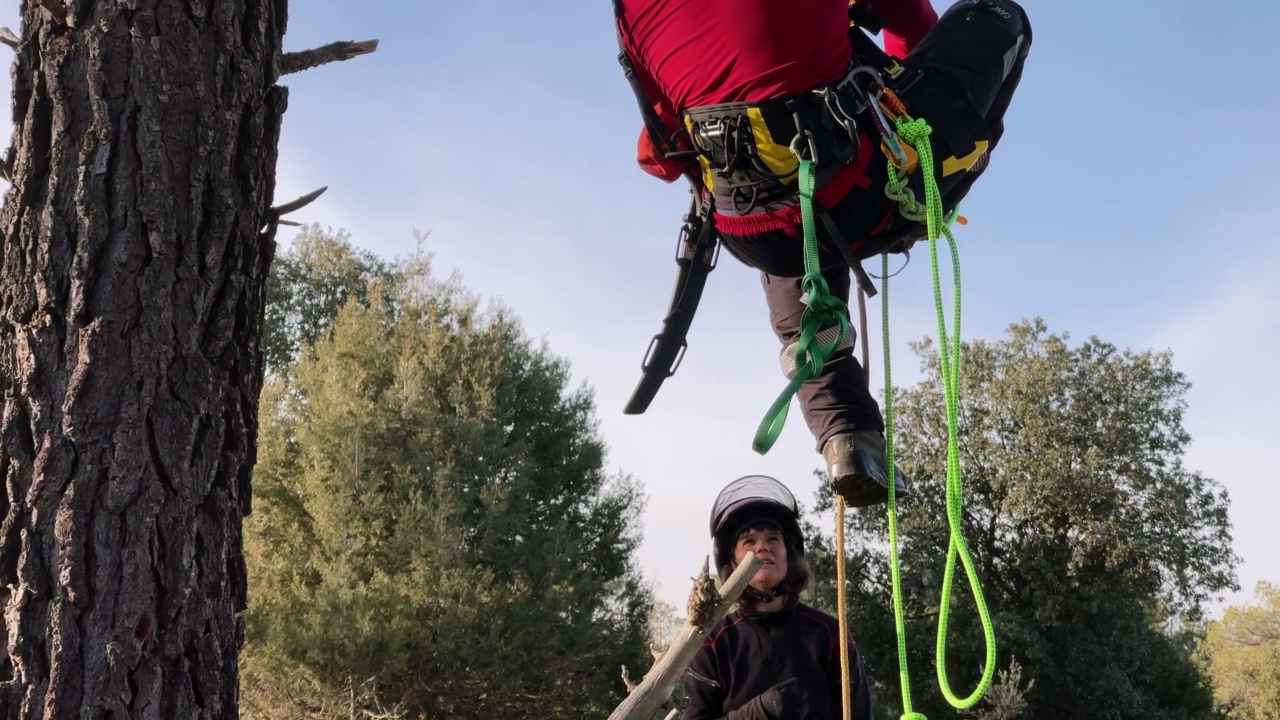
[
  {"x1": 879, "y1": 250, "x2": 926, "y2": 720},
  {"x1": 752, "y1": 158, "x2": 850, "y2": 454},
  {"x1": 884, "y1": 116, "x2": 997, "y2": 711}
]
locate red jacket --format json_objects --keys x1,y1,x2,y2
[{"x1": 617, "y1": 0, "x2": 938, "y2": 186}]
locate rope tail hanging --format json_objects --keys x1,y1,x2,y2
[
  {"x1": 881, "y1": 103, "x2": 998, "y2": 712},
  {"x1": 834, "y1": 93, "x2": 1000, "y2": 720}
]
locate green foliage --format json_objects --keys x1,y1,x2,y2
[
  {"x1": 1195, "y1": 582, "x2": 1280, "y2": 720},
  {"x1": 243, "y1": 246, "x2": 652, "y2": 719},
  {"x1": 262, "y1": 224, "x2": 396, "y2": 374},
  {"x1": 804, "y1": 319, "x2": 1237, "y2": 719}
]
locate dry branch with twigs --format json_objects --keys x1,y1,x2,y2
[
  {"x1": 262, "y1": 186, "x2": 327, "y2": 230},
  {"x1": 607, "y1": 553, "x2": 764, "y2": 720}
]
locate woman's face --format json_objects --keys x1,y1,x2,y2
[{"x1": 734, "y1": 525, "x2": 788, "y2": 591}]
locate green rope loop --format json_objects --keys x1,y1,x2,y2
[
  {"x1": 753, "y1": 158, "x2": 849, "y2": 454},
  {"x1": 882, "y1": 115, "x2": 997, "y2": 713}
]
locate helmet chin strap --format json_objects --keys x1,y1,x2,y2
[{"x1": 741, "y1": 584, "x2": 788, "y2": 605}]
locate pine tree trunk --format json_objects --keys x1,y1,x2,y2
[{"x1": 0, "y1": 1, "x2": 286, "y2": 717}]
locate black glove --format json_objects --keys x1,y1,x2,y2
[{"x1": 755, "y1": 678, "x2": 810, "y2": 720}]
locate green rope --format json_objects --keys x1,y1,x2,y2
[
  {"x1": 752, "y1": 158, "x2": 850, "y2": 454},
  {"x1": 879, "y1": 250, "x2": 927, "y2": 720},
  {"x1": 883, "y1": 116, "x2": 997, "y2": 712}
]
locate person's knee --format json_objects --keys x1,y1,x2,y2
[
  {"x1": 981, "y1": 0, "x2": 1033, "y2": 53},
  {"x1": 942, "y1": 0, "x2": 1032, "y2": 53}
]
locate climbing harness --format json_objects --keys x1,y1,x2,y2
[{"x1": 609, "y1": 0, "x2": 916, "y2": 414}]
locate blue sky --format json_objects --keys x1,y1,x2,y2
[{"x1": 2, "y1": 0, "x2": 1277, "y2": 618}]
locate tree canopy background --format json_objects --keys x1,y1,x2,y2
[
  {"x1": 804, "y1": 320, "x2": 1238, "y2": 720},
  {"x1": 241, "y1": 227, "x2": 654, "y2": 719}
]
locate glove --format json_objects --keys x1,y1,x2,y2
[{"x1": 755, "y1": 678, "x2": 810, "y2": 720}]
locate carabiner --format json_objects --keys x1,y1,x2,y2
[
  {"x1": 866, "y1": 88, "x2": 909, "y2": 168},
  {"x1": 789, "y1": 128, "x2": 819, "y2": 163}
]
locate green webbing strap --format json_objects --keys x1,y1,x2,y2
[
  {"x1": 882, "y1": 116, "x2": 997, "y2": 715},
  {"x1": 752, "y1": 159, "x2": 850, "y2": 454}
]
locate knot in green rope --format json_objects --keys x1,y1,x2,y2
[
  {"x1": 895, "y1": 117, "x2": 933, "y2": 146},
  {"x1": 800, "y1": 273, "x2": 849, "y2": 368},
  {"x1": 801, "y1": 273, "x2": 841, "y2": 314},
  {"x1": 793, "y1": 303, "x2": 848, "y2": 380},
  {"x1": 901, "y1": 714, "x2": 929, "y2": 720}
]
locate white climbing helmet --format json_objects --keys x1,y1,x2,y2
[{"x1": 708, "y1": 475, "x2": 805, "y2": 570}]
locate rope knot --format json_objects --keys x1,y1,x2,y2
[
  {"x1": 801, "y1": 274, "x2": 848, "y2": 322},
  {"x1": 801, "y1": 273, "x2": 832, "y2": 307},
  {"x1": 896, "y1": 117, "x2": 932, "y2": 146},
  {"x1": 901, "y1": 714, "x2": 928, "y2": 720},
  {"x1": 793, "y1": 313, "x2": 847, "y2": 376}
]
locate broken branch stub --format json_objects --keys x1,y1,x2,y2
[
  {"x1": 281, "y1": 39, "x2": 379, "y2": 75},
  {"x1": 0, "y1": 27, "x2": 20, "y2": 50},
  {"x1": 607, "y1": 552, "x2": 763, "y2": 720}
]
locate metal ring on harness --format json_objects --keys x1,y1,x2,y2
[{"x1": 835, "y1": 65, "x2": 887, "y2": 97}]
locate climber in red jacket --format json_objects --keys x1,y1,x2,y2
[{"x1": 613, "y1": 0, "x2": 1031, "y2": 507}]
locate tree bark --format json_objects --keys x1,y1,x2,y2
[{"x1": 0, "y1": 0, "x2": 286, "y2": 717}]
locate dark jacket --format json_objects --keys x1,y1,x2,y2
[{"x1": 683, "y1": 595, "x2": 874, "y2": 720}]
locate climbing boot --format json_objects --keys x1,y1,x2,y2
[{"x1": 822, "y1": 431, "x2": 910, "y2": 508}]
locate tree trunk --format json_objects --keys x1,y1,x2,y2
[{"x1": 0, "y1": 0, "x2": 286, "y2": 717}]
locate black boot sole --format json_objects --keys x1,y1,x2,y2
[{"x1": 831, "y1": 471, "x2": 891, "y2": 508}]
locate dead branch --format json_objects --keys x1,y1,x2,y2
[
  {"x1": 261, "y1": 186, "x2": 327, "y2": 233},
  {"x1": 281, "y1": 40, "x2": 379, "y2": 75},
  {"x1": 270, "y1": 185, "x2": 327, "y2": 216},
  {"x1": 0, "y1": 27, "x2": 20, "y2": 50},
  {"x1": 608, "y1": 552, "x2": 763, "y2": 720}
]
